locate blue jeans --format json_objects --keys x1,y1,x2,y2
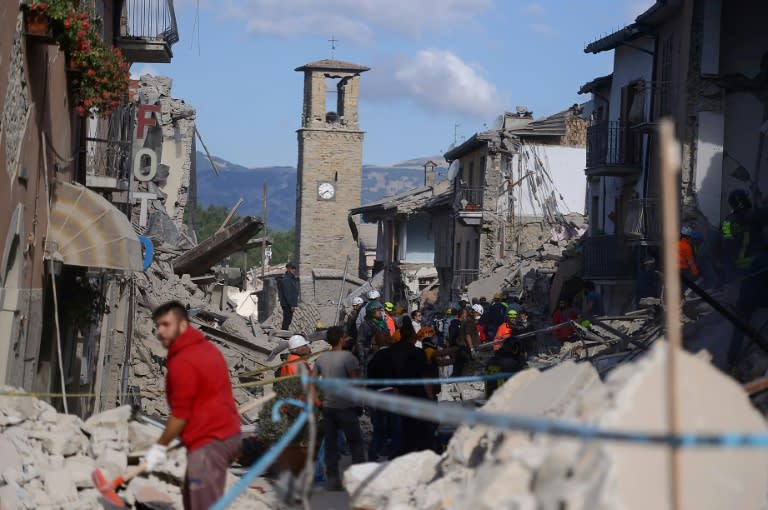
[{"x1": 368, "y1": 409, "x2": 402, "y2": 460}]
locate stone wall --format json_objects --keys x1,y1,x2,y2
[{"x1": 296, "y1": 129, "x2": 363, "y2": 297}]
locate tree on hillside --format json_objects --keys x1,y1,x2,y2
[{"x1": 185, "y1": 204, "x2": 295, "y2": 269}]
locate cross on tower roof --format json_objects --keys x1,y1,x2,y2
[{"x1": 328, "y1": 35, "x2": 338, "y2": 58}]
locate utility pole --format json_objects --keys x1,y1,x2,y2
[
  {"x1": 261, "y1": 182, "x2": 268, "y2": 279},
  {"x1": 454, "y1": 123, "x2": 461, "y2": 145}
]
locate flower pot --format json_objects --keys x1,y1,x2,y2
[
  {"x1": 25, "y1": 12, "x2": 50, "y2": 36},
  {"x1": 277, "y1": 444, "x2": 310, "y2": 476}
]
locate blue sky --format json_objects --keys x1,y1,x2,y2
[{"x1": 134, "y1": 0, "x2": 654, "y2": 167}]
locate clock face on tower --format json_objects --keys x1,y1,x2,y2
[{"x1": 317, "y1": 181, "x2": 336, "y2": 201}]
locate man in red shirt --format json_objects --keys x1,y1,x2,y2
[
  {"x1": 551, "y1": 299, "x2": 577, "y2": 342},
  {"x1": 144, "y1": 301, "x2": 241, "y2": 510}
]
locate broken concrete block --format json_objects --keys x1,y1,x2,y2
[
  {"x1": 0, "y1": 437, "x2": 23, "y2": 474},
  {"x1": 26, "y1": 415, "x2": 88, "y2": 457},
  {"x1": 417, "y1": 466, "x2": 474, "y2": 510},
  {"x1": 128, "y1": 421, "x2": 159, "y2": 453},
  {"x1": 44, "y1": 469, "x2": 78, "y2": 505},
  {"x1": 64, "y1": 454, "x2": 96, "y2": 488},
  {"x1": 344, "y1": 450, "x2": 441, "y2": 509},
  {"x1": 83, "y1": 405, "x2": 132, "y2": 432},
  {"x1": 591, "y1": 343, "x2": 768, "y2": 510},
  {"x1": 0, "y1": 480, "x2": 23, "y2": 510},
  {"x1": 96, "y1": 448, "x2": 127, "y2": 480},
  {"x1": 133, "y1": 361, "x2": 151, "y2": 377}
]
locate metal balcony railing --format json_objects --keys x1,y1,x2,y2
[
  {"x1": 453, "y1": 269, "x2": 479, "y2": 289},
  {"x1": 456, "y1": 185, "x2": 484, "y2": 211},
  {"x1": 120, "y1": 0, "x2": 179, "y2": 45},
  {"x1": 582, "y1": 235, "x2": 635, "y2": 281},
  {"x1": 624, "y1": 198, "x2": 662, "y2": 243},
  {"x1": 84, "y1": 105, "x2": 134, "y2": 189},
  {"x1": 586, "y1": 121, "x2": 643, "y2": 169}
]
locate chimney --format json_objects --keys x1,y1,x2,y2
[{"x1": 424, "y1": 160, "x2": 437, "y2": 188}]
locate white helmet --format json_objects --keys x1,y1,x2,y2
[
  {"x1": 367, "y1": 289, "x2": 381, "y2": 300},
  {"x1": 352, "y1": 296, "x2": 364, "y2": 306},
  {"x1": 288, "y1": 335, "x2": 309, "y2": 351},
  {"x1": 471, "y1": 304, "x2": 485, "y2": 315},
  {"x1": 680, "y1": 225, "x2": 693, "y2": 237}
]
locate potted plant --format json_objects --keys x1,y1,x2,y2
[
  {"x1": 23, "y1": 2, "x2": 51, "y2": 36},
  {"x1": 23, "y1": 0, "x2": 130, "y2": 117},
  {"x1": 24, "y1": 0, "x2": 71, "y2": 36},
  {"x1": 257, "y1": 377, "x2": 319, "y2": 475}
]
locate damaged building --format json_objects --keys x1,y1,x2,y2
[
  {"x1": 580, "y1": 0, "x2": 768, "y2": 313},
  {"x1": 351, "y1": 106, "x2": 588, "y2": 307},
  {"x1": 0, "y1": 0, "x2": 180, "y2": 414}
]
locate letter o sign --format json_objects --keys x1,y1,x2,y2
[{"x1": 133, "y1": 148, "x2": 158, "y2": 182}]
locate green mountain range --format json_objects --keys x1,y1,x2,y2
[{"x1": 194, "y1": 152, "x2": 447, "y2": 231}]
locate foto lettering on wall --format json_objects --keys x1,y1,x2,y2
[{"x1": 132, "y1": 104, "x2": 161, "y2": 226}]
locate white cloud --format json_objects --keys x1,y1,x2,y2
[
  {"x1": 521, "y1": 3, "x2": 545, "y2": 15},
  {"x1": 364, "y1": 49, "x2": 503, "y2": 118},
  {"x1": 529, "y1": 23, "x2": 558, "y2": 36},
  {"x1": 221, "y1": 0, "x2": 493, "y2": 44}
]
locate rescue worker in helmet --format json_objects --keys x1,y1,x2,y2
[{"x1": 721, "y1": 189, "x2": 768, "y2": 366}]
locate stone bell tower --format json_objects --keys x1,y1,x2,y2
[{"x1": 295, "y1": 59, "x2": 369, "y2": 299}]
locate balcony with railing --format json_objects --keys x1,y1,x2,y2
[
  {"x1": 585, "y1": 120, "x2": 643, "y2": 178},
  {"x1": 84, "y1": 105, "x2": 134, "y2": 191},
  {"x1": 116, "y1": 0, "x2": 179, "y2": 63},
  {"x1": 455, "y1": 184, "x2": 484, "y2": 225},
  {"x1": 624, "y1": 198, "x2": 661, "y2": 244},
  {"x1": 453, "y1": 269, "x2": 479, "y2": 290},
  {"x1": 582, "y1": 235, "x2": 635, "y2": 282}
]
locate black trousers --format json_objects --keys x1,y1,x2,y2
[
  {"x1": 322, "y1": 407, "x2": 365, "y2": 484},
  {"x1": 281, "y1": 305, "x2": 294, "y2": 330}
]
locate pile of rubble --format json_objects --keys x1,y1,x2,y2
[
  {"x1": 344, "y1": 343, "x2": 768, "y2": 509},
  {"x1": 0, "y1": 394, "x2": 279, "y2": 509}
]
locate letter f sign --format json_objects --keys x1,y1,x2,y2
[{"x1": 137, "y1": 104, "x2": 161, "y2": 139}]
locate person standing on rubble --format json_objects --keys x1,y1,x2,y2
[
  {"x1": 356, "y1": 289, "x2": 381, "y2": 331},
  {"x1": 581, "y1": 281, "x2": 605, "y2": 321},
  {"x1": 345, "y1": 296, "x2": 365, "y2": 342},
  {"x1": 485, "y1": 294, "x2": 506, "y2": 341},
  {"x1": 357, "y1": 300, "x2": 388, "y2": 371},
  {"x1": 314, "y1": 326, "x2": 366, "y2": 490},
  {"x1": 679, "y1": 226, "x2": 701, "y2": 286},
  {"x1": 144, "y1": 301, "x2": 241, "y2": 510},
  {"x1": 454, "y1": 305, "x2": 483, "y2": 375},
  {"x1": 719, "y1": 189, "x2": 768, "y2": 365},
  {"x1": 278, "y1": 262, "x2": 300, "y2": 330},
  {"x1": 551, "y1": 299, "x2": 577, "y2": 342},
  {"x1": 383, "y1": 302, "x2": 397, "y2": 335}
]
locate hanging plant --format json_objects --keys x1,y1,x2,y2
[{"x1": 24, "y1": 0, "x2": 130, "y2": 117}]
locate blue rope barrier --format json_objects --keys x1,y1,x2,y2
[
  {"x1": 331, "y1": 371, "x2": 517, "y2": 387},
  {"x1": 308, "y1": 377, "x2": 768, "y2": 449},
  {"x1": 210, "y1": 400, "x2": 309, "y2": 510}
]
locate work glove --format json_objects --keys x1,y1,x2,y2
[{"x1": 144, "y1": 444, "x2": 168, "y2": 471}]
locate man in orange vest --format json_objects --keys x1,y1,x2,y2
[
  {"x1": 383, "y1": 302, "x2": 397, "y2": 336},
  {"x1": 679, "y1": 226, "x2": 700, "y2": 284},
  {"x1": 280, "y1": 335, "x2": 311, "y2": 377},
  {"x1": 493, "y1": 309, "x2": 518, "y2": 351}
]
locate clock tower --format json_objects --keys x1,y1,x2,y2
[{"x1": 295, "y1": 59, "x2": 369, "y2": 298}]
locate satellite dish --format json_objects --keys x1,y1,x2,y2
[
  {"x1": 491, "y1": 114, "x2": 504, "y2": 130},
  {"x1": 448, "y1": 160, "x2": 460, "y2": 181}
]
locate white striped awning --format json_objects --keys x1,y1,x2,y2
[{"x1": 46, "y1": 180, "x2": 143, "y2": 271}]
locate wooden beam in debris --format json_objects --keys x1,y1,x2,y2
[
  {"x1": 173, "y1": 216, "x2": 264, "y2": 276},
  {"x1": 744, "y1": 376, "x2": 768, "y2": 396},
  {"x1": 190, "y1": 317, "x2": 272, "y2": 356}
]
